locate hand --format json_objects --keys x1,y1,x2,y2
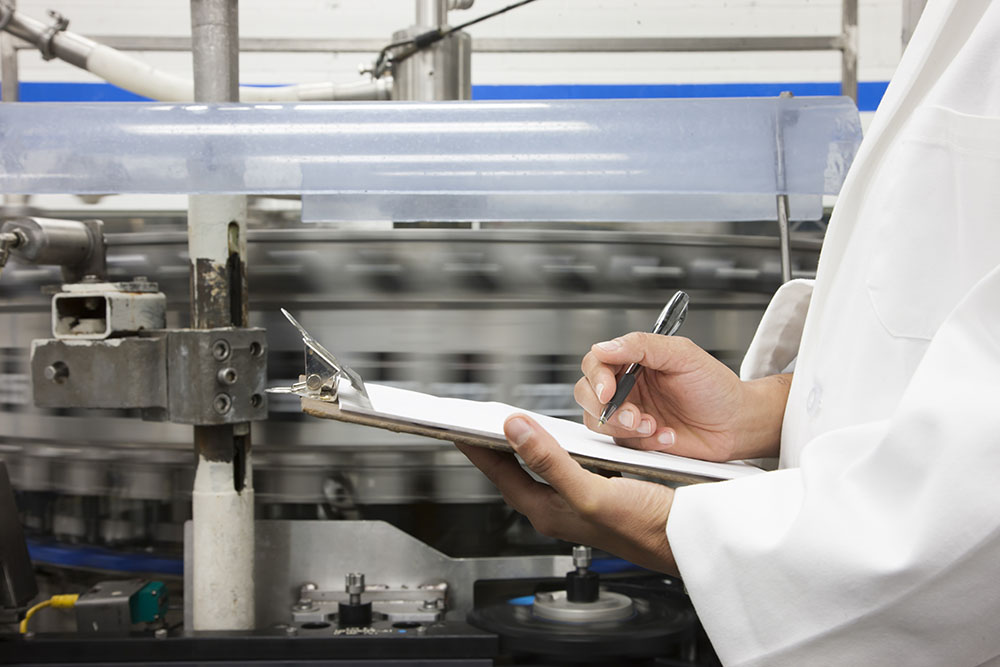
[
  {"x1": 575, "y1": 333, "x2": 790, "y2": 461},
  {"x1": 457, "y1": 414, "x2": 678, "y2": 575}
]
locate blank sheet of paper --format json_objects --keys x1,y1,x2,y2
[{"x1": 337, "y1": 382, "x2": 762, "y2": 482}]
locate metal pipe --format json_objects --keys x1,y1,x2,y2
[
  {"x1": 0, "y1": 6, "x2": 389, "y2": 101},
  {"x1": 1, "y1": 0, "x2": 19, "y2": 101},
  {"x1": 188, "y1": 0, "x2": 255, "y2": 633},
  {"x1": 416, "y1": 0, "x2": 447, "y2": 27},
  {"x1": 841, "y1": 0, "x2": 858, "y2": 104},
  {"x1": 774, "y1": 91, "x2": 794, "y2": 283}
]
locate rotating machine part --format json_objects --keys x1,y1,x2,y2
[{"x1": 468, "y1": 584, "x2": 697, "y2": 662}]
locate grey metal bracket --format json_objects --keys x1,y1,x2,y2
[{"x1": 30, "y1": 327, "x2": 268, "y2": 425}]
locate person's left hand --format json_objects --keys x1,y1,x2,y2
[{"x1": 457, "y1": 413, "x2": 679, "y2": 575}]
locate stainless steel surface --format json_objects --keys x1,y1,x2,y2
[
  {"x1": 572, "y1": 545, "x2": 590, "y2": 571},
  {"x1": 190, "y1": 0, "x2": 239, "y2": 103},
  {"x1": 0, "y1": 0, "x2": 18, "y2": 103},
  {"x1": 390, "y1": 26, "x2": 470, "y2": 101},
  {"x1": 1, "y1": 218, "x2": 106, "y2": 282},
  {"x1": 841, "y1": 0, "x2": 859, "y2": 103},
  {"x1": 279, "y1": 308, "x2": 371, "y2": 408},
  {"x1": 74, "y1": 579, "x2": 146, "y2": 633},
  {"x1": 416, "y1": 0, "x2": 447, "y2": 27},
  {"x1": 182, "y1": 519, "x2": 574, "y2": 628},
  {"x1": 71, "y1": 35, "x2": 850, "y2": 54},
  {"x1": 532, "y1": 589, "x2": 634, "y2": 623},
  {"x1": 776, "y1": 195, "x2": 792, "y2": 283}
]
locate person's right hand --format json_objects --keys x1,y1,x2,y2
[{"x1": 575, "y1": 333, "x2": 790, "y2": 462}]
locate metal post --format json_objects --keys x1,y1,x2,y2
[
  {"x1": 775, "y1": 91, "x2": 793, "y2": 284},
  {"x1": 840, "y1": 0, "x2": 858, "y2": 104},
  {"x1": 188, "y1": 0, "x2": 254, "y2": 632},
  {"x1": 1, "y1": 0, "x2": 30, "y2": 215},
  {"x1": 415, "y1": 0, "x2": 447, "y2": 27}
]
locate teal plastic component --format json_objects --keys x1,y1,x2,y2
[{"x1": 130, "y1": 580, "x2": 168, "y2": 623}]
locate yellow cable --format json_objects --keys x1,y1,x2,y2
[{"x1": 19, "y1": 594, "x2": 79, "y2": 634}]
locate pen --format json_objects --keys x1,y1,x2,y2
[{"x1": 598, "y1": 290, "x2": 690, "y2": 426}]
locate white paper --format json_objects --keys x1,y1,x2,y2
[{"x1": 338, "y1": 382, "x2": 762, "y2": 482}]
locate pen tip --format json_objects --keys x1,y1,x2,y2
[{"x1": 598, "y1": 417, "x2": 607, "y2": 426}]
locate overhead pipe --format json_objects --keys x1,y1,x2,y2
[{"x1": 0, "y1": 5, "x2": 391, "y2": 101}]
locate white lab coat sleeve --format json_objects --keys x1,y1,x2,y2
[
  {"x1": 667, "y1": 264, "x2": 1000, "y2": 667},
  {"x1": 739, "y1": 278, "x2": 814, "y2": 380}
]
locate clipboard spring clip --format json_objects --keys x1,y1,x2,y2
[{"x1": 271, "y1": 308, "x2": 373, "y2": 409}]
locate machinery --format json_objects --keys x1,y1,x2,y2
[{"x1": 0, "y1": 1, "x2": 863, "y2": 664}]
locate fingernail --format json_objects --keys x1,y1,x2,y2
[
  {"x1": 657, "y1": 431, "x2": 675, "y2": 447},
  {"x1": 595, "y1": 339, "x2": 622, "y2": 352},
  {"x1": 595, "y1": 383, "x2": 605, "y2": 401},
  {"x1": 507, "y1": 417, "x2": 533, "y2": 448},
  {"x1": 617, "y1": 411, "x2": 634, "y2": 429},
  {"x1": 638, "y1": 419, "x2": 653, "y2": 436}
]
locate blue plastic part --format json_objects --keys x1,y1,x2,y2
[{"x1": 27, "y1": 539, "x2": 183, "y2": 576}]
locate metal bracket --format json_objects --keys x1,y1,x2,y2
[
  {"x1": 30, "y1": 328, "x2": 269, "y2": 425},
  {"x1": 38, "y1": 10, "x2": 68, "y2": 61}
]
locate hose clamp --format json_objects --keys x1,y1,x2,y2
[{"x1": 38, "y1": 10, "x2": 69, "y2": 61}]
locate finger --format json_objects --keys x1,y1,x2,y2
[
  {"x1": 579, "y1": 351, "x2": 620, "y2": 405},
  {"x1": 454, "y1": 443, "x2": 552, "y2": 515},
  {"x1": 573, "y1": 376, "x2": 606, "y2": 418},
  {"x1": 589, "y1": 332, "x2": 700, "y2": 373},
  {"x1": 582, "y1": 412, "x2": 678, "y2": 453},
  {"x1": 578, "y1": 400, "x2": 656, "y2": 437},
  {"x1": 504, "y1": 414, "x2": 604, "y2": 513}
]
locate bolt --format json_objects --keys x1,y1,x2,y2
[
  {"x1": 217, "y1": 367, "x2": 238, "y2": 385},
  {"x1": 44, "y1": 361, "x2": 69, "y2": 384},
  {"x1": 305, "y1": 374, "x2": 323, "y2": 391},
  {"x1": 154, "y1": 628, "x2": 168, "y2": 640},
  {"x1": 573, "y1": 545, "x2": 592, "y2": 572},
  {"x1": 300, "y1": 582, "x2": 318, "y2": 595},
  {"x1": 213, "y1": 393, "x2": 232, "y2": 414},
  {"x1": 211, "y1": 339, "x2": 231, "y2": 361},
  {"x1": 346, "y1": 572, "x2": 365, "y2": 606},
  {"x1": 285, "y1": 625, "x2": 298, "y2": 636}
]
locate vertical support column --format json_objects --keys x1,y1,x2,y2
[
  {"x1": 775, "y1": 91, "x2": 793, "y2": 284},
  {"x1": 393, "y1": 0, "x2": 471, "y2": 101},
  {"x1": 188, "y1": 0, "x2": 254, "y2": 632},
  {"x1": 1, "y1": 0, "x2": 30, "y2": 215},
  {"x1": 840, "y1": 0, "x2": 859, "y2": 104}
]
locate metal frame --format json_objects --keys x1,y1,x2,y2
[{"x1": 6, "y1": 0, "x2": 860, "y2": 103}]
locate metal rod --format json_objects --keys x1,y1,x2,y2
[
  {"x1": 59, "y1": 34, "x2": 848, "y2": 54},
  {"x1": 188, "y1": 0, "x2": 254, "y2": 633},
  {"x1": 776, "y1": 194, "x2": 792, "y2": 283},
  {"x1": 774, "y1": 91, "x2": 793, "y2": 284},
  {"x1": 1, "y1": 0, "x2": 18, "y2": 102},
  {"x1": 415, "y1": 0, "x2": 447, "y2": 28},
  {"x1": 841, "y1": 0, "x2": 858, "y2": 103}
]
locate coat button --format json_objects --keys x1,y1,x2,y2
[{"x1": 806, "y1": 383, "x2": 823, "y2": 417}]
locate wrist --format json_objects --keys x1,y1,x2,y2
[{"x1": 732, "y1": 374, "x2": 791, "y2": 459}]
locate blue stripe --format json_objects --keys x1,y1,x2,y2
[{"x1": 0, "y1": 80, "x2": 888, "y2": 111}]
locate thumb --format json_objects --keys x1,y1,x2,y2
[{"x1": 504, "y1": 414, "x2": 601, "y2": 513}]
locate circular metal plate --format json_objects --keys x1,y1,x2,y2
[{"x1": 531, "y1": 589, "x2": 633, "y2": 623}]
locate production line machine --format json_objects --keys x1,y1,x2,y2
[{"x1": 0, "y1": 3, "x2": 863, "y2": 657}]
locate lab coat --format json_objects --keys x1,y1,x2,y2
[{"x1": 666, "y1": 1, "x2": 1000, "y2": 665}]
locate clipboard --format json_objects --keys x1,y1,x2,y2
[{"x1": 273, "y1": 309, "x2": 764, "y2": 486}]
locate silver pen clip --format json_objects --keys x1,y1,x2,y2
[{"x1": 270, "y1": 308, "x2": 372, "y2": 409}]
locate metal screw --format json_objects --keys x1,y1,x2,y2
[
  {"x1": 573, "y1": 545, "x2": 592, "y2": 573},
  {"x1": 346, "y1": 572, "x2": 365, "y2": 606},
  {"x1": 305, "y1": 374, "x2": 323, "y2": 391},
  {"x1": 211, "y1": 339, "x2": 231, "y2": 361},
  {"x1": 213, "y1": 393, "x2": 232, "y2": 414},
  {"x1": 217, "y1": 367, "x2": 238, "y2": 385},
  {"x1": 300, "y1": 582, "x2": 318, "y2": 595},
  {"x1": 154, "y1": 628, "x2": 167, "y2": 640},
  {"x1": 285, "y1": 625, "x2": 298, "y2": 636},
  {"x1": 44, "y1": 361, "x2": 69, "y2": 384}
]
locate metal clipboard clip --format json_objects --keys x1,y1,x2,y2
[{"x1": 267, "y1": 308, "x2": 373, "y2": 410}]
